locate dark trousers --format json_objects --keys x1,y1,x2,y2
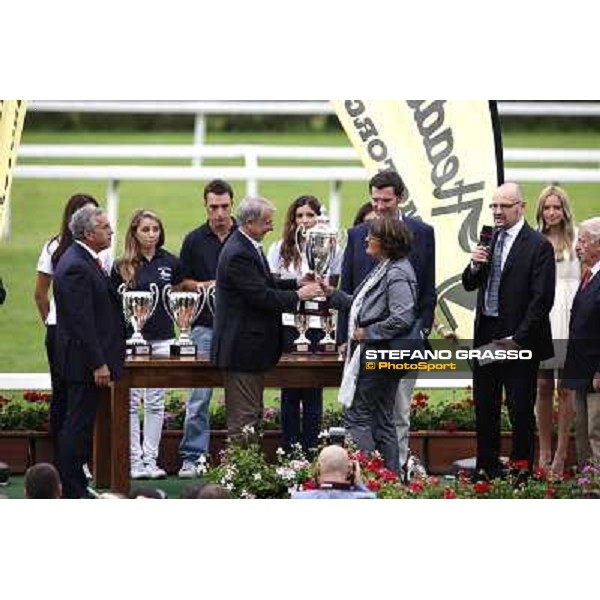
[
  {"x1": 58, "y1": 383, "x2": 100, "y2": 499},
  {"x1": 473, "y1": 316, "x2": 539, "y2": 476},
  {"x1": 281, "y1": 388, "x2": 323, "y2": 456},
  {"x1": 223, "y1": 370, "x2": 265, "y2": 440},
  {"x1": 45, "y1": 325, "x2": 69, "y2": 463},
  {"x1": 281, "y1": 326, "x2": 323, "y2": 456},
  {"x1": 344, "y1": 375, "x2": 400, "y2": 473}
]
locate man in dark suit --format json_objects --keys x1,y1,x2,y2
[
  {"x1": 339, "y1": 170, "x2": 436, "y2": 474},
  {"x1": 462, "y1": 182, "x2": 555, "y2": 480},
  {"x1": 563, "y1": 217, "x2": 600, "y2": 465},
  {"x1": 211, "y1": 196, "x2": 321, "y2": 440},
  {"x1": 53, "y1": 205, "x2": 126, "y2": 498}
]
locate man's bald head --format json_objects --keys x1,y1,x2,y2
[
  {"x1": 490, "y1": 182, "x2": 525, "y2": 229},
  {"x1": 317, "y1": 445, "x2": 351, "y2": 483}
]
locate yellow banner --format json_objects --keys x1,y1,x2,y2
[
  {"x1": 331, "y1": 100, "x2": 504, "y2": 339},
  {"x1": 0, "y1": 100, "x2": 27, "y2": 238}
]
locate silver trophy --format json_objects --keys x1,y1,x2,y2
[
  {"x1": 292, "y1": 313, "x2": 311, "y2": 354},
  {"x1": 296, "y1": 208, "x2": 346, "y2": 314},
  {"x1": 317, "y1": 310, "x2": 337, "y2": 354},
  {"x1": 118, "y1": 283, "x2": 160, "y2": 356},
  {"x1": 162, "y1": 285, "x2": 206, "y2": 357}
]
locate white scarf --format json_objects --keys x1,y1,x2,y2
[{"x1": 338, "y1": 260, "x2": 389, "y2": 408}]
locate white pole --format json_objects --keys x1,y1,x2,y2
[
  {"x1": 193, "y1": 113, "x2": 206, "y2": 167},
  {"x1": 106, "y1": 179, "x2": 120, "y2": 259},
  {"x1": 329, "y1": 180, "x2": 341, "y2": 229},
  {"x1": 246, "y1": 150, "x2": 258, "y2": 197}
]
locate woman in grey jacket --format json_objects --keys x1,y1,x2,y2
[{"x1": 322, "y1": 218, "x2": 419, "y2": 472}]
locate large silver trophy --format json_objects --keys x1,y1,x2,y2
[
  {"x1": 294, "y1": 209, "x2": 345, "y2": 354},
  {"x1": 295, "y1": 209, "x2": 345, "y2": 315},
  {"x1": 118, "y1": 283, "x2": 160, "y2": 356},
  {"x1": 162, "y1": 285, "x2": 206, "y2": 357}
]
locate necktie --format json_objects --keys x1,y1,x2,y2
[
  {"x1": 485, "y1": 230, "x2": 505, "y2": 316},
  {"x1": 95, "y1": 258, "x2": 106, "y2": 275},
  {"x1": 581, "y1": 267, "x2": 592, "y2": 290}
]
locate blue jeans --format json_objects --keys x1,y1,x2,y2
[{"x1": 179, "y1": 326, "x2": 213, "y2": 462}]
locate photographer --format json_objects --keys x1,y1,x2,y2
[{"x1": 291, "y1": 445, "x2": 376, "y2": 499}]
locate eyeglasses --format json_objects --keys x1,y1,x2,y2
[{"x1": 488, "y1": 202, "x2": 519, "y2": 211}]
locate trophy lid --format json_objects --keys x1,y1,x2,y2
[{"x1": 308, "y1": 207, "x2": 336, "y2": 236}]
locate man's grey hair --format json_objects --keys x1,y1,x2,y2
[
  {"x1": 236, "y1": 196, "x2": 275, "y2": 225},
  {"x1": 579, "y1": 217, "x2": 600, "y2": 242},
  {"x1": 69, "y1": 205, "x2": 104, "y2": 241}
]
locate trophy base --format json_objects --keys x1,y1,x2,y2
[
  {"x1": 126, "y1": 344, "x2": 152, "y2": 357},
  {"x1": 170, "y1": 344, "x2": 197, "y2": 358},
  {"x1": 292, "y1": 342, "x2": 312, "y2": 354},
  {"x1": 316, "y1": 342, "x2": 337, "y2": 354}
]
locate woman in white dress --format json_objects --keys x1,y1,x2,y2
[{"x1": 535, "y1": 185, "x2": 580, "y2": 476}]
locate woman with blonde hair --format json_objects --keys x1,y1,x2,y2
[
  {"x1": 111, "y1": 209, "x2": 182, "y2": 479},
  {"x1": 535, "y1": 184, "x2": 579, "y2": 476}
]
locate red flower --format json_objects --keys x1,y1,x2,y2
[
  {"x1": 379, "y1": 469, "x2": 398, "y2": 483},
  {"x1": 443, "y1": 487, "x2": 457, "y2": 499},
  {"x1": 546, "y1": 486, "x2": 556, "y2": 498},
  {"x1": 408, "y1": 481, "x2": 424, "y2": 494},
  {"x1": 429, "y1": 476, "x2": 440, "y2": 486},
  {"x1": 367, "y1": 480, "x2": 381, "y2": 492},
  {"x1": 473, "y1": 481, "x2": 491, "y2": 494},
  {"x1": 302, "y1": 479, "x2": 317, "y2": 490},
  {"x1": 533, "y1": 466, "x2": 548, "y2": 480},
  {"x1": 366, "y1": 456, "x2": 385, "y2": 473}
]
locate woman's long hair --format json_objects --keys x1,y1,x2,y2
[
  {"x1": 535, "y1": 184, "x2": 576, "y2": 260},
  {"x1": 279, "y1": 195, "x2": 321, "y2": 270},
  {"x1": 116, "y1": 209, "x2": 165, "y2": 286},
  {"x1": 51, "y1": 194, "x2": 99, "y2": 267}
]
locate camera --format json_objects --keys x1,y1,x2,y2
[{"x1": 327, "y1": 426, "x2": 347, "y2": 447}]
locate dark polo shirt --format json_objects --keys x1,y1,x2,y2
[
  {"x1": 180, "y1": 219, "x2": 237, "y2": 328},
  {"x1": 111, "y1": 248, "x2": 183, "y2": 341}
]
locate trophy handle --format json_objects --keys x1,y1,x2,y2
[
  {"x1": 117, "y1": 283, "x2": 127, "y2": 296},
  {"x1": 206, "y1": 284, "x2": 216, "y2": 316},
  {"x1": 149, "y1": 282, "x2": 160, "y2": 319},
  {"x1": 162, "y1": 284, "x2": 173, "y2": 323},
  {"x1": 191, "y1": 287, "x2": 207, "y2": 324}
]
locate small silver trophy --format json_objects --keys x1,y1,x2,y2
[
  {"x1": 292, "y1": 313, "x2": 311, "y2": 354},
  {"x1": 118, "y1": 283, "x2": 160, "y2": 356},
  {"x1": 162, "y1": 285, "x2": 206, "y2": 357},
  {"x1": 317, "y1": 310, "x2": 337, "y2": 354}
]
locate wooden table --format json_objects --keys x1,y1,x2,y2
[{"x1": 93, "y1": 354, "x2": 344, "y2": 495}]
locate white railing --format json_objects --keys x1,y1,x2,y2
[
  {"x1": 0, "y1": 373, "x2": 471, "y2": 390},
  {"x1": 28, "y1": 100, "x2": 600, "y2": 117}
]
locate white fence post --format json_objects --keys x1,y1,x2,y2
[
  {"x1": 0, "y1": 193, "x2": 11, "y2": 240},
  {"x1": 245, "y1": 149, "x2": 258, "y2": 197},
  {"x1": 106, "y1": 179, "x2": 120, "y2": 258},
  {"x1": 193, "y1": 113, "x2": 206, "y2": 167},
  {"x1": 329, "y1": 180, "x2": 341, "y2": 229}
]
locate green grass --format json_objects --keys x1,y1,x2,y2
[{"x1": 2, "y1": 127, "x2": 600, "y2": 374}]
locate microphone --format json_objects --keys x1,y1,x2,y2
[
  {"x1": 471, "y1": 225, "x2": 493, "y2": 272},
  {"x1": 479, "y1": 225, "x2": 493, "y2": 250}
]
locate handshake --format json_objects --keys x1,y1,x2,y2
[{"x1": 296, "y1": 274, "x2": 336, "y2": 301}]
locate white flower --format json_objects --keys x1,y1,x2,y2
[
  {"x1": 225, "y1": 483, "x2": 234, "y2": 491},
  {"x1": 253, "y1": 473, "x2": 262, "y2": 481},
  {"x1": 197, "y1": 455, "x2": 207, "y2": 464},
  {"x1": 276, "y1": 447, "x2": 286, "y2": 457},
  {"x1": 241, "y1": 424, "x2": 255, "y2": 436}
]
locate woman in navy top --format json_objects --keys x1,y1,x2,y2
[{"x1": 112, "y1": 209, "x2": 182, "y2": 480}]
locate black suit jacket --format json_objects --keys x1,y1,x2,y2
[
  {"x1": 563, "y1": 271, "x2": 600, "y2": 389},
  {"x1": 462, "y1": 221, "x2": 555, "y2": 361},
  {"x1": 210, "y1": 230, "x2": 299, "y2": 372},
  {"x1": 53, "y1": 243, "x2": 126, "y2": 383},
  {"x1": 339, "y1": 217, "x2": 436, "y2": 342}
]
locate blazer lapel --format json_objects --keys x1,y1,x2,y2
[{"x1": 500, "y1": 223, "x2": 530, "y2": 283}]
